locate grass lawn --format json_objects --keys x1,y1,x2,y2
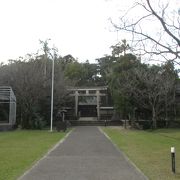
[
  {"x1": 103, "y1": 127, "x2": 180, "y2": 180},
  {"x1": 0, "y1": 130, "x2": 68, "y2": 180}
]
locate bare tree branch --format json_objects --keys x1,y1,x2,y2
[
  {"x1": 146, "y1": 0, "x2": 180, "y2": 46},
  {"x1": 111, "y1": 0, "x2": 180, "y2": 64}
]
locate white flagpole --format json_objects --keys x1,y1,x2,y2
[{"x1": 50, "y1": 56, "x2": 54, "y2": 132}]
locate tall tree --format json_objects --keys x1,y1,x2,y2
[
  {"x1": 39, "y1": 39, "x2": 51, "y2": 80},
  {"x1": 111, "y1": 39, "x2": 130, "y2": 57},
  {"x1": 107, "y1": 53, "x2": 140, "y2": 119}
]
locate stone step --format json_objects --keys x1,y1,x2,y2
[
  {"x1": 69, "y1": 120, "x2": 122, "y2": 126},
  {"x1": 78, "y1": 117, "x2": 97, "y2": 121}
]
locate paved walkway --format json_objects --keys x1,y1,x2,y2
[{"x1": 19, "y1": 126, "x2": 148, "y2": 180}]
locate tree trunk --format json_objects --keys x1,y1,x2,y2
[
  {"x1": 173, "y1": 87, "x2": 176, "y2": 121},
  {"x1": 152, "y1": 106, "x2": 157, "y2": 129},
  {"x1": 165, "y1": 94, "x2": 168, "y2": 121},
  {"x1": 124, "y1": 119, "x2": 127, "y2": 129},
  {"x1": 131, "y1": 108, "x2": 136, "y2": 128},
  {"x1": 165, "y1": 94, "x2": 168, "y2": 127}
]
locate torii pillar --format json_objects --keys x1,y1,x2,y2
[
  {"x1": 96, "y1": 90, "x2": 100, "y2": 120},
  {"x1": 75, "y1": 90, "x2": 79, "y2": 118}
]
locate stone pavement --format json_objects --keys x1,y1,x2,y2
[{"x1": 19, "y1": 126, "x2": 148, "y2": 180}]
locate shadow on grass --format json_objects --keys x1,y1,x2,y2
[
  {"x1": 146, "y1": 128, "x2": 180, "y2": 133},
  {"x1": 146, "y1": 128, "x2": 180, "y2": 141}
]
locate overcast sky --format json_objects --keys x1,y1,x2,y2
[
  {"x1": 0, "y1": 0, "x2": 179, "y2": 64},
  {"x1": 0, "y1": 0, "x2": 135, "y2": 63}
]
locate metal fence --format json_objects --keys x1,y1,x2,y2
[{"x1": 0, "y1": 86, "x2": 16, "y2": 125}]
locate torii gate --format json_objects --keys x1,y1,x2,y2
[{"x1": 68, "y1": 86, "x2": 108, "y2": 120}]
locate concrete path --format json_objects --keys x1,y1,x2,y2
[{"x1": 19, "y1": 126, "x2": 148, "y2": 180}]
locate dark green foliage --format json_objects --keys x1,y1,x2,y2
[
  {"x1": 64, "y1": 60, "x2": 101, "y2": 86},
  {"x1": 102, "y1": 52, "x2": 178, "y2": 128},
  {"x1": 111, "y1": 39, "x2": 130, "y2": 57}
]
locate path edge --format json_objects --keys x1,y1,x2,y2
[
  {"x1": 18, "y1": 128, "x2": 74, "y2": 180},
  {"x1": 98, "y1": 127, "x2": 149, "y2": 180}
]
